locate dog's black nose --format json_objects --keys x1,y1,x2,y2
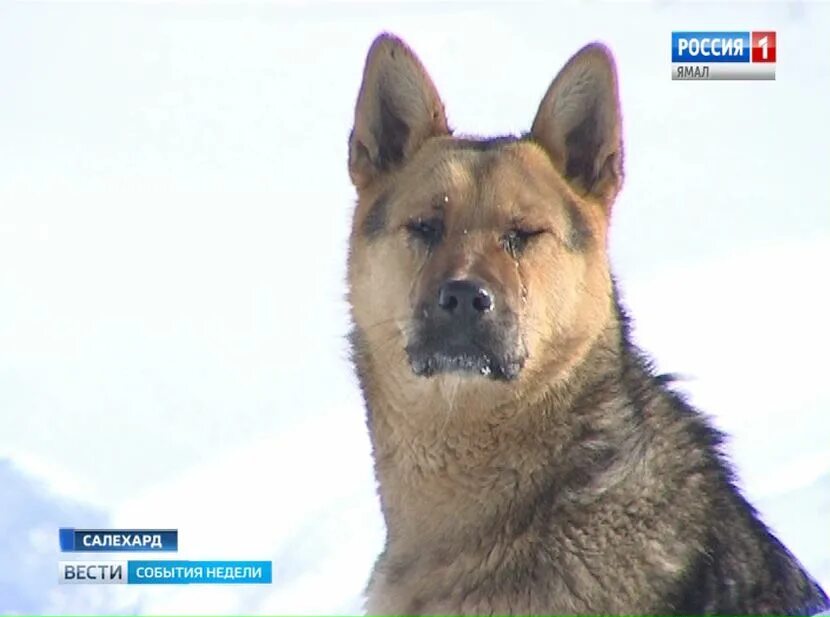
[{"x1": 437, "y1": 279, "x2": 494, "y2": 316}]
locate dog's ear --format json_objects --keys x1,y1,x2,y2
[
  {"x1": 348, "y1": 34, "x2": 450, "y2": 190},
  {"x1": 531, "y1": 43, "x2": 623, "y2": 207}
]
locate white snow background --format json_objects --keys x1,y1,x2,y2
[{"x1": 0, "y1": 1, "x2": 828, "y2": 613}]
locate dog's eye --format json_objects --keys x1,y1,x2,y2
[
  {"x1": 502, "y1": 228, "x2": 544, "y2": 257},
  {"x1": 406, "y1": 218, "x2": 444, "y2": 247}
]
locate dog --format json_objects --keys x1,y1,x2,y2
[{"x1": 345, "y1": 33, "x2": 829, "y2": 615}]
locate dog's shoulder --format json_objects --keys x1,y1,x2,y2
[{"x1": 622, "y1": 335, "x2": 829, "y2": 615}]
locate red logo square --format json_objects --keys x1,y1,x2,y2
[{"x1": 752, "y1": 31, "x2": 777, "y2": 63}]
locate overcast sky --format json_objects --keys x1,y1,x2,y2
[{"x1": 0, "y1": 1, "x2": 828, "y2": 613}]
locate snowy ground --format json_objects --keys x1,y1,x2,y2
[{"x1": 1, "y1": 1, "x2": 828, "y2": 613}]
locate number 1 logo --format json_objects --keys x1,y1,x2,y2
[{"x1": 752, "y1": 31, "x2": 777, "y2": 63}]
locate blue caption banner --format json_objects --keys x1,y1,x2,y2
[
  {"x1": 127, "y1": 560, "x2": 272, "y2": 584},
  {"x1": 59, "y1": 528, "x2": 178, "y2": 552},
  {"x1": 672, "y1": 31, "x2": 750, "y2": 63}
]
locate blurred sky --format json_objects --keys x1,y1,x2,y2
[{"x1": 0, "y1": 1, "x2": 828, "y2": 613}]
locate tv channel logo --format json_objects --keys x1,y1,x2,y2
[{"x1": 672, "y1": 31, "x2": 776, "y2": 80}]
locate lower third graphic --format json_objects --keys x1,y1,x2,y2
[{"x1": 58, "y1": 560, "x2": 272, "y2": 584}]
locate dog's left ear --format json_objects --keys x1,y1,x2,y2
[
  {"x1": 531, "y1": 43, "x2": 623, "y2": 207},
  {"x1": 349, "y1": 34, "x2": 450, "y2": 190}
]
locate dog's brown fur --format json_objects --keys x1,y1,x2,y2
[{"x1": 346, "y1": 34, "x2": 829, "y2": 615}]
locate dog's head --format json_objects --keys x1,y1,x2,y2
[{"x1": 347, "y1": 34, "x2": 622, "y2": 401}]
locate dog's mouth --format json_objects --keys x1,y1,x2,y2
[
  {"x1": 405, "y1": 303, "x2": 526, "y2": 382},
  {"x1": 406, "y1": 345, "x2": 524, "y2": 381}
]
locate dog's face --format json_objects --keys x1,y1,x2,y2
[{"x1": 348, "y1": 35, "x2": 623, "y2": 400}]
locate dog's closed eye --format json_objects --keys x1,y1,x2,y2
[
  {"x1": 406, "y1": 217, "x2": 444, "y2": 247},
  {"x1": 501, "y1": 228, "x2": 546, "y2": 258}
]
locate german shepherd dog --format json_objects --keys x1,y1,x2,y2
[{"x1": 345, "y1": 33, "x2": 829, "y2": 615}]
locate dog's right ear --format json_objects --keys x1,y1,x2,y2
[
  {"x1": 348, "y1": 34, "x2": 450, "y2": 190},
  {"x1": 531, "y1": 43, "x2": 623, "y2": 208}
]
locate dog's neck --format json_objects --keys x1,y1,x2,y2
[{"x1": 362, "y1": 305, "x2": 637, "y2": 549}]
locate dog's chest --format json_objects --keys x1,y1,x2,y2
[{"x1": 364, "y1": 536, "x2": 620, "y2": 615}]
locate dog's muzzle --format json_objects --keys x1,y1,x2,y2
[{"x1": 405, "y1": 278, "x2": 525, "y2": 381}]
